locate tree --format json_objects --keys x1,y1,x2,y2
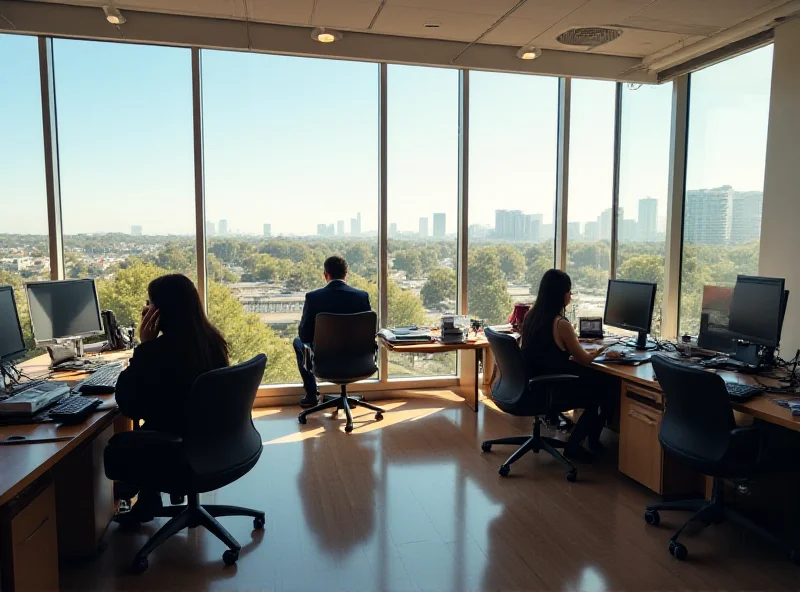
[
  {"x1": 467, "y1": 247, "x2": 513, "y2": 324},
  {"x1": 494, "y1": 245, "x2": 526, "y2": 282},
  {"x1": 348, "y1": 274, "x2": 425, "y2": 327},
  {"x1": 421, "y1": 267, "x2": 456, "y2": 308},
  {"x1": 526, "y1": 256, "x2": 552, "y2": 295},
  {"x1": 392, "y1": 250, "x2": 422, "y2": 279},
  {"x1": 285, "y1": 262, "x2": 325, "y2": 292}
]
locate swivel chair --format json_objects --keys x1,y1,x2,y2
[
  {"x1": 481, "y1": 327, "x2": 579, "y2": 481},
  {"x1": 645, "y1": 354, "x2": 795, "y2": 562},
  {"x1": 105, "y1": 354, "x2": 268, "y2": 573},
  {"x1": 297, "y1": 312, "x2": 384, "y2": 433}
]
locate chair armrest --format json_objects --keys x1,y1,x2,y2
[{"x1": 528, "y1": 374, "x2": 579, "y2": 387}]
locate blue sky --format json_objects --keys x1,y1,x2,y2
[{"x1": 0, "y1": 34, "x2": 773, "y2": 237}]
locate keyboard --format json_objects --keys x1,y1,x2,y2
[
  {"x1": 48, "y1": 395, "x2": 102, "y2": 423},
  {"x1": 75, "y1": 363, "x2": 124, "y2": 394},
  {"x1": 725, "y1": 382, "x2": 764, "y2": 400}
]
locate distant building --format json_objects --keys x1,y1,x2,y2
[
  {"x1": 433, "y1": 213, "x2": 446, "y2": 238},
  {"x1": 494, "y1": 209, "x2": 542, "y2": 241},
  {"x1": 730, "y1": 191, "x2": 763, "y2": 244},
  {"x1": 619, "y1": 219, "x2": 638, "y2": 243},
  {"x1": 584, "y1": 221, "x2": 599, "y2": 241},
  {"x1": 206, "y1": 221, "x2": 216, "y2": 236},
  {"x1": 638, "y1": 197, "x2": 658, "y2": 242},
  {"x1": 419, "y1": 217, "x2": 429, "y2": 238},
  {"x1": 567, "y1": 222, "x2": 581, "y2": 241},
  {"x1": 317, "y1": 224, "x2": 335, "y2": 237},
  {"x1": 130, "y1": 225, "x2": 142, "y2": 236},
  {"x1": 599, "y1": 207, "x2": 624, "y2": 242},
  {"x1": 336, "y1": 220, "x2": 345, "y2": 236},
  {"x1": 263, "y1": 223, "x2": 271, "y2": 237},
  {"x1": 684, "y1": 186, "x2": 734, "y2": 245},
  {"x1": 469, "y1": 224, "x2": 489, "y2": 239},
  {"x1": 219, "y1": 219, "x2": 228, "y2": 236},
  {"x1": 350, "y1": 212, "x2": 362, "y2": 236},
  {"x1": 389, "y1": 223, "x2": 398, "y2": 237}
]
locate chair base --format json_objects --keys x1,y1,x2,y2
[
  {"x1": 481, "y1": 417, "x2": 577, "y2": 481},
  {"x1": 645, "y1": 477, "x2": 796, "y2": 562},
  {"x1": 127, "y1": 493, "x2": 265, "y2": 573},
  {"x1": 298, "y1": 385, "x2": 384, "y2": 433}
]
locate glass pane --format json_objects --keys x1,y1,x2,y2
[
  {"x1": 468, "y1": 71, "x2": 559, "y2": 325},
  {"x1": 202, "y1": 51, "x2": 379, "y2": 384},
  {"x1": 616, "y1": 82, "x2": 673, "y2": 338},
  {"x1": 386, "y1": 65, "x2": 458, "y2": 378},
  {"x1": 53, "y1": 39, "x2": 195, "y2": 333},
  {"x1": 679, "y1": 46, "x2": 773, "y2": 336},
  {"x1": 0, "y1": 34, "x2": 49, "y2": 352},
  {"x1": 565, "y1": 79, "x2": 617, "y2": 323}
]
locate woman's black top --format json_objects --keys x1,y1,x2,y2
[
  {"x1": 115, "y1": 333, "x2": 226, "y2": 437},
  {"x1": 521, "y1": 315, "x2": 571, "y2": 377}
]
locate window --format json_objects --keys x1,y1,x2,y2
[
  {"x1": 616, "y1": 82, "x2": 673, "y2": 337},
  {"x1": 0, "y1": 34, "x2": 49, "y2": 349},
  {"x1": 679, "y1": 46, "x2": 773, "y2": 336},
  {"x1": 468, "y1": 72, "x2": 559, "y2": 324},
  {"x1": 201, "y1": 51, "x2": 379, "y2": 384},
  {"x1": 387, "y1": 65, "x2": 458, "y2": 377},
  {"x1": 565, "y1": 79, "x2": 617, "y2": 322},
  {"x1": 53, "y1": 39, "x2": 195, "y2": 333}
]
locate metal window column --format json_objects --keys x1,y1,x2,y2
[
  {"x1": 38, "y1": 37, "x2": 64, "y2": 280},
  {"x1": 192, "y1": 48, "x2": 208, "y2": 310},
  {"x1": 661, "y1": 74, "x2": 690, "y2": 340},
  {"x1": 456, "y1": 69, "x2": 469, "y2": 315},
  {"x1": 378, "y1": 63, "x2": 389, "y2": 382},
  {"x1": 554, "y1": 78, "x2": 570, "y2": 270},
  {"x1": 610, "y1": 82, "x2": 623, "y2": 279}
]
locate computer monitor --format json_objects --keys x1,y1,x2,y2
[
  {"x1": 0, "y1": 286, "x2": 26, "y2": 363},
  {"x1": 25, "y1": 279, "x2": 103, "y2": 345},
  {"x1": 697, "y1": 285, "x2": 736, "y2": 354},
  {"x1": 603, "y1": 279, "x2": 658, "y2": 350},
  {"x1": 728, "y1": 275, "x2": 786, "y2": 348}
]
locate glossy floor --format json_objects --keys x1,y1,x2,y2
[{"x1": 62, "y1": 391, "x2": 798, "y2": 591}]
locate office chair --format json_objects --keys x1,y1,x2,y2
[
  {"x1": 645, "y1": 354, "x2": 795, "y2": 562},
  {"x1": 104, "y1": 354, "x2": 268, "y2": 573},
  {"x1": 481, "y1": 327, "x2": 579, "y2": 481},
  {"x1": 297, "y1": 311, "x2": 384, "y2": 433}
]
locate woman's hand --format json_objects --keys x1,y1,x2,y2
[{"x1": 139, "y1": 306, "x2": 160, "y2": 343}]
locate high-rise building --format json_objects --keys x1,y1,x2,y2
[
  {"x1": 494, "y1": 210, "x2": 511, "y2": 238},
  {"x1": 263, "y1": 223, "x2": 271, "y2": 237},
  {"x1": 684, "y1": 186, "x2": 734, "y2": 245},
  {"x1": 730, "y1": 191, "x2": 763, "y2": 244},
  {"x1": 317, "y1": 224, "x2": 335, "y2": 237},
  {"x1": 619, "y1": 219, "x2": 638, "y2": 243},
  {"x1": 350, "y1": 212, "x2": 362, "y2": 236},
  {"x1": 567, "y1": 222, "x2": 581, "y2": 240},
  {"x1": 130, "y1": 225, "x2": 142, "y2": 236},
  {"x1": 638, "y1": 197, "x2": 658, "y2": 242},
  {"x1": 337, "y1": 220, "x2": 345, "y2": 236},
  {"x1": 433, "y1": 213, "x2": 446, "y2": 238},
  {"x1": 599, "y1": 207, "x2": 624, "y2": 242},
  {"x1": 419, "y1": 217, "x2": 429, "y2": 238},
  {"x1": 494, "y1": 209, "x2": 543, "y2": 240},
  {"x1": 206, "y1": 221, "x2": 216, "y2": 236},
  {"x1": 389, "y1": 223, "x2": 398, "y2": 237},
  {"x1": 584, "y1": 221, "x2": 599, "y2": 241},
  {"x1": 469, "y1": 224, "x2": 489, "y2": 239},
  {"x1": 219, "y1": 219, "x2": 228, "y2": 236}
]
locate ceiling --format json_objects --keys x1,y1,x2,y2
[{"x1": 3, "y1": 0, "x2": 797, "y2": 80}]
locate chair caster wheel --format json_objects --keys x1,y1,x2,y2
[
  {"x1": 253, "y1": 516, "x2": 265, "y2": 530},
  {"x1": 644, "y1": 510, "x2": 660, "y2": 526},
  {"x1": 130, "y1": 557, "x2": 149, "y2": 574},
  {"x1": 223, "y1": 549, "x2": 239, "y2": 566},
  {"x1": 498, "y1": 465, "x2": 510, "y2": 477},
  {"x1": 375, "y1": 413, "x2": 383, "y2": 421},
  {"x1": 345, "y1": 424, "x2": 354, "y2": 433},
  {"x1": 481, "y1": 442, "x2": 492, "y2": 452},
  {"x1": 298, "y1": 415, "x2": 307, "y2": 425},
  {"x1": 669, "y1": 541, "x2": 688, "y2": 560},
  {"x1": 566, "y1": 470, "x2": 578, "y2": 483}
]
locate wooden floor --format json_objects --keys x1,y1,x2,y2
[{"x1": 62, "y1": 390, "x2": 799, "y2": 591}]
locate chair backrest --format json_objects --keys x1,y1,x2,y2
[
  {"x1": 312, "y1": 311, "x2": 378, "y2": 381},
  {"x1": 651, "y1": 354, "x2": 735, "y2": 463},
  {"x1": 484, "y1": 327, "x2": 528, "y2": 407},
  {"x1": 183, "y1": 354, "x2": 267, "y2": 475}
]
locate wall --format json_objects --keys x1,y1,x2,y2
[{"x1": 760, "y1": 17, "x2": 800, "y2": 357}]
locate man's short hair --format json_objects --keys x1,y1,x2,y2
[{"x1": 324, "y1": 256, "x2": 348, "y2": 280}]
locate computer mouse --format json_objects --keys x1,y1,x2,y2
[{"x1": 792, "y1": 408, "x2": 800, "y2": 417}]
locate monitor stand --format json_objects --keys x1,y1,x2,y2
[
  {"x1": 48, "y1": 338, "x2": 87, "y2": 369},
  {"x1": 623, "y1": 331, "x2": 657, "y2": 351}
]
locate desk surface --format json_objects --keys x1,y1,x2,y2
[
  {"x1": 379, "y1": 334, "x2": 490, "y2": 353},
  {"x1": 0, "y1": 354, "x2": 126, "y2": 506}
]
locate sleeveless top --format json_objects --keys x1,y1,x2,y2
[{"x1": 521, "y1": 315, "x2": 571, "y2": 378}]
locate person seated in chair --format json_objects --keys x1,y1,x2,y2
[
  {"x1": 520, "y1": 269, "x2": 621, "y2": 463},
  {"x1": 295, "y1": 255, "x2": 371, "y2": 408},
  {"x1": 110, "y1": 273, "x2": 230, "y2": 522}
]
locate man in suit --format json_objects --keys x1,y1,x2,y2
[{"x1": 295, "y1": 255, "x2": 371, "y2": 407}]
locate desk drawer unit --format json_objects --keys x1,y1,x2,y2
[{"x1": 619, "y1": 384, "x2": 664, "y2": 493}]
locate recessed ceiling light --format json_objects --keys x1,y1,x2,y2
[
  {"x1": 311, "y1": 27, "x2": 343, "y2": 43},
  {"x1": 103, "y1": 5, "x2": 126, "y2": 25},
  {"x1": 516, "y1": 46, "x2": 542, "y2": 60}
]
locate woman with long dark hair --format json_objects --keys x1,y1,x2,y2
[{"x1": 521, "y1": 269, "x2": 620, "y2": 461}]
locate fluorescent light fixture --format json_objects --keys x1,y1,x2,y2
[
  {"x1": 103, "y1": 5, "x2": 126, "y2": 25},
  {"x1": 311, "y1": 27, "x2": 342, "y2": 43},
  {"x1": 516, "y1": 46, "x2": 542, "y2": 60}
]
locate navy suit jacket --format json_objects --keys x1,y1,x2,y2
[{"x1": 298, "y1": 279, "x2": 371, "y2": 344}]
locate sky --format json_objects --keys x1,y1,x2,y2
[{"x1": 0, "y1": 34, "x2": 773, "y2": 237}]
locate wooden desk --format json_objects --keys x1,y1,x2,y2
[{"x1": 380, "y1": 335, "x2": 491, "y2": 412}]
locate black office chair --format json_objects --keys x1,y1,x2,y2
[
  {"x1": 104, "y1": 354, "x2": 268, "y2": 573},
  {"x1": 645, "y1": 354, "x2": 794, "y2": 561},
  {"x1": 297, "y1": 311, "x2": 384, "y2": 433},
  {"x1": 481, "y1": 327, "x2": 579, "y2": 481}
]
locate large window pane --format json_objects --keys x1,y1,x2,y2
[
  {"x1": 202, "y1": 52, "x2": 378, "y2": 384},
  {"x1": 468, "y1": 72, "x2": 559, "y2": 325},
  {"x1": 565, "y1": 79, "x2": 616, "y2": 322},
  {"x1": 616, "y1": 82, "x2": 673, "y2": 338},
  {"x1": 679, "y1": 46, "x2": 773, "y2": 336},
  {"x1": 0, "y1": 34, "x2": 48, "y2": 351},
  {"x1": 54, "y1": 40, "x2": 195, "y2": 336},
  {"x1": 387, "y1": 65, "x2": 458, "y2": 377}
]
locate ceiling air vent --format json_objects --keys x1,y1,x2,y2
[{"x1": 556, "y1": 27, "x2": 621, "y2": 48}]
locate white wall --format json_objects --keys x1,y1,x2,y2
[{"x1": 760, "y1": 17, "x2": 800, "y2": 357}]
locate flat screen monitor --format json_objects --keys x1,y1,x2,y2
[
  {"x1": 697, "y1": 285, "x2": 736, "y2": 354},
  {"x1": 0, "y1": 286, "x2": 27, "y2": 362},
  {"x1": 25, "y1": 279, "x2": 103, "y2": 344},
  {"x1": 603, "y1": 279, "x2": 657, "y2": 349},
  {"x1": 728, "y1": 275, "x2": 785, "y2": 348}
]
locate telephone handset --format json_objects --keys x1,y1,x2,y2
[{"x1": 102, "y1": 310, "x2": 131, "y2": 351}]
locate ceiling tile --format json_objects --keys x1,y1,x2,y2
[
  {"x1": 115, "y1": 0, "x2": 243, "y2": 19},
  {"x1": 510, "y1": 0, "x2": 589, "y2": 21},
  {"x1": 246, "y1": 0, "x2": 314, "y2": 25},
  {"x1": 372, "y1": 5, "x2": 498, "y2": 41},
  {"x1": 632, "y1": 0, "x2": 782, "y2": 29},
  {"x1": 387, "y1": 0, "x2": 521, "y2": 17},
  {"x1": 312, "y1": 0, "x2": 381, "y2": 30}
]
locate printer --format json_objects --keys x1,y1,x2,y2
[{"x1": 440, "y1": 315, "x2": 470, "y2": 344}]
